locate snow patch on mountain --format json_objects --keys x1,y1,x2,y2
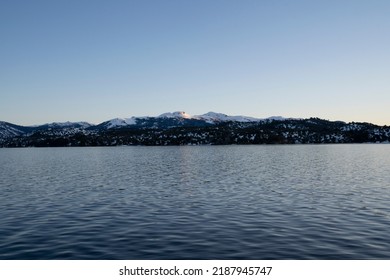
[
  {"x1": 158, "y1": 111, "x2": 192, "y2": 119},
  {"x1": 193, "y1": 112, "x2": 261, "y2": 123},
  {"x1": 42, "y1": 121, "x2": 93, "y2": 128},
  {"x1": 0, "y1": 122, "x2": 25, "y2": 138},
  {"x1": 106, "y1": 118, "x2": 137, "y2": 129},
  {"x1": 265, "y1": 116, "x2": 287, "y2": 121},
  {"x1": 0, "y1": 112, "x2": 294, "y2": 133},
  {"x1": 104, "y1": 111, "x2": 290, "y2": 127}
]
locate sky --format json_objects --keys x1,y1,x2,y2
[{"x1": 1, "y1": 0, "x2": 389, "y2": 126}]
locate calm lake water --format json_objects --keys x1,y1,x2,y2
[{"x1": 1, "y1": 145, "x2": 390, "y2": 259}]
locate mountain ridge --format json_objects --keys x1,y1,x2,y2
[{"x1": 1, "y1": 112, "x2": 389, "y2": 147}]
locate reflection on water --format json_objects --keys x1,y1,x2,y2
[{"x1": 0, "y1": 145, "x2": 390, "y2": 259}]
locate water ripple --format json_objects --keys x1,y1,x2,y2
[{"x1": 1, "y1": 145, "x2": 390, "y2": 259}]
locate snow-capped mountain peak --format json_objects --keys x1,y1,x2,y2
[
  {"x1": 1, "y1": 112, "x2": 291, "y2": 134},
  {"x1": 156, "y1": 111, "x2": 262, "y2": 124},
  {"x1": 0, "y1": 121, "x2": 26, "y2": 138},
  {"x1": 105, "y1": 117, "x2": 137, "y2": 129},
  {"x1": 2, "y1": 113, "x2": 390, "y2": 147},
  {"x1": 158, "y1": 111, "x2": 192, "y2": 119},
  {"x1": 42, "y1": 121, "x2": 93, "y2": 128},
  {"x1": 193, "y1": 112, "x2": 261, "y2": 123}
]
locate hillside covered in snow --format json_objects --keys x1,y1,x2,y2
[{"x1": 1, "y1": 112, "x2": 389, "y2": 147}]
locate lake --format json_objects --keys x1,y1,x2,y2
[{"x1": 0, "y1": 145, "x2": 390, "y2": 259}]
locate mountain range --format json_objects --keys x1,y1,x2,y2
[{"x1": 1, "y1": 111, "x2": 389, "y2": 147}]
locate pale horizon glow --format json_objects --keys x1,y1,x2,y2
[{"x1": 1, "y1": 0, "x2": 389, "y2": 126}]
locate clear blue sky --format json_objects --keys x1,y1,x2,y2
[{"x1": 1, "y1": 0, "x2": 389, "y2": 125}]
